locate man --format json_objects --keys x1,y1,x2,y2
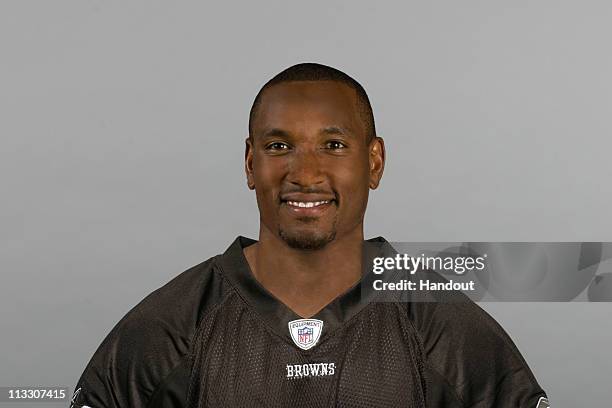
[{"x1": 72, "y1": 63, "x2": 549, "y2": 407}]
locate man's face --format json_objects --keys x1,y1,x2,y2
[{"x1": 246, "y1": 81, "x2": 384, "y2": 250}]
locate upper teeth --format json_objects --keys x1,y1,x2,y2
[{"x1": 286, "y1": 200, "x2": 330, "y2": 208}]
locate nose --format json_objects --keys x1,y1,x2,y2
[{"x1": 286, "y1": 149, "x2": 325, "y2": 188}]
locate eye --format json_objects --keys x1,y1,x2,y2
[
  {"x1": 265, "y1": 141, "x2": 290, "y2": 151},
  {"x1": 325, "y1": 140, "x2": 347, "y2": 150}
]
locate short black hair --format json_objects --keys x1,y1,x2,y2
[{"x1": 249, "y1": 63, "x2": 376, "y2": 143}]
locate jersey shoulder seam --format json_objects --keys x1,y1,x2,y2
[
  {"x1": 402, "y1": 301, "x2": 466, "y2": 408},
  {"x1": 423, "y1": 357, "x2": 467, "y2": 407},
  {"x1": 144, "y1": 287, "x2": 236, "y2": 408}
]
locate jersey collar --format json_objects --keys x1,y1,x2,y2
[{"x1": 216, "y1": 235, "x2": 395, "y2": 350}]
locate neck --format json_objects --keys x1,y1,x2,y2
[{"x1": 243, "y1": 225, "x2": 364, "y2": 318}]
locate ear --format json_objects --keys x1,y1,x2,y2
[
  {"x1": 245, "y1": 137, "x2": 256, "y2": 190},
  {"x1": 368, "y1": 137, "x2": 385, "y2": 189}
]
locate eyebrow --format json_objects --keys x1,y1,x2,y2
[
  {"x1": 259, "y1": 125, "x2": 356, "y2": 140},
  {"x1": 261, "y1": 128, "x2": 292, "y2": 139},
  {"x1": 321, "y1": 126, "x2": 353, "y2": 137}
]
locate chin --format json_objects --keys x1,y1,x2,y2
[{"x1": 278, "y1": 228, "x2": 336, "y2": 251}]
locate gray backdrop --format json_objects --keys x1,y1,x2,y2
[{"x1": 1, "y1": 1, "x2": 611, "y2": 406}]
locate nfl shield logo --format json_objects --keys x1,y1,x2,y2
[
  {"x1": 298, "y1": 327, "x2": 313, "y2": 344},
  {"x1": 288, "y1": 319, "x2": 323, "y2": 350}
]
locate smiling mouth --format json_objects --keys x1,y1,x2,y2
[
  {"x1": 281, "y1": 198, "x2": 337, "y2": 218},
  {"x1": 285, "y1": 200, "x2": 332, "y2": 208}
]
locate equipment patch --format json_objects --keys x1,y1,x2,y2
[
  {"x1": 536, "y1": 396, "x2": 550, "y2": 408},
  {"x1": 288, "y1": 319, "x2": 323, "y2": 350}
]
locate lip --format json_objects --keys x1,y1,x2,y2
[{"x1": 280, "y1": 193, "x2": 336, "y2": 203}]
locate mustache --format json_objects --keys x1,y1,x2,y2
[
  {"x1": 280, "y1": 186, "x2": 334, "y2": 195},
  {"x1": 278, "y1": 186, "x2": 338, "y2": 203}
]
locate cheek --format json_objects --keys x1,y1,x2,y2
[
  {"x1": 253, "y1": 157, "x2": 285, "y2": 206},
  {"x1": 254, "y1": 152, "x2": 283, "y2": 184},
  {"x1": 335, "y1": 164, "x2": 370, "y2": 209}
]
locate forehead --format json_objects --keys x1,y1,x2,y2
[{"x1": 252, "y1": 81, "x2": 364, "y2": 137}]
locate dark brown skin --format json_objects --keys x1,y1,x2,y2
[{"x1": 244, "y1": 80, "x2": 385, "y2": 318}]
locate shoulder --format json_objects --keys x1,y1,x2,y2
[
  {"x1": 408, "y1": 291, "x2": 547, "y2": 407},
  {"x1": 367, "y1": 238, "x2": 548, "y2": 406},
  {"x1": 74, "y1": 255, "x2": 232, "y2": 407},
  {"x1": 106, "y1": 255, "x2": 226, "y2": 356}
]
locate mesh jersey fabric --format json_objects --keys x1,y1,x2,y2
[{"x1": 71, "y1": 236, "x2": 548, "y2": 408}]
